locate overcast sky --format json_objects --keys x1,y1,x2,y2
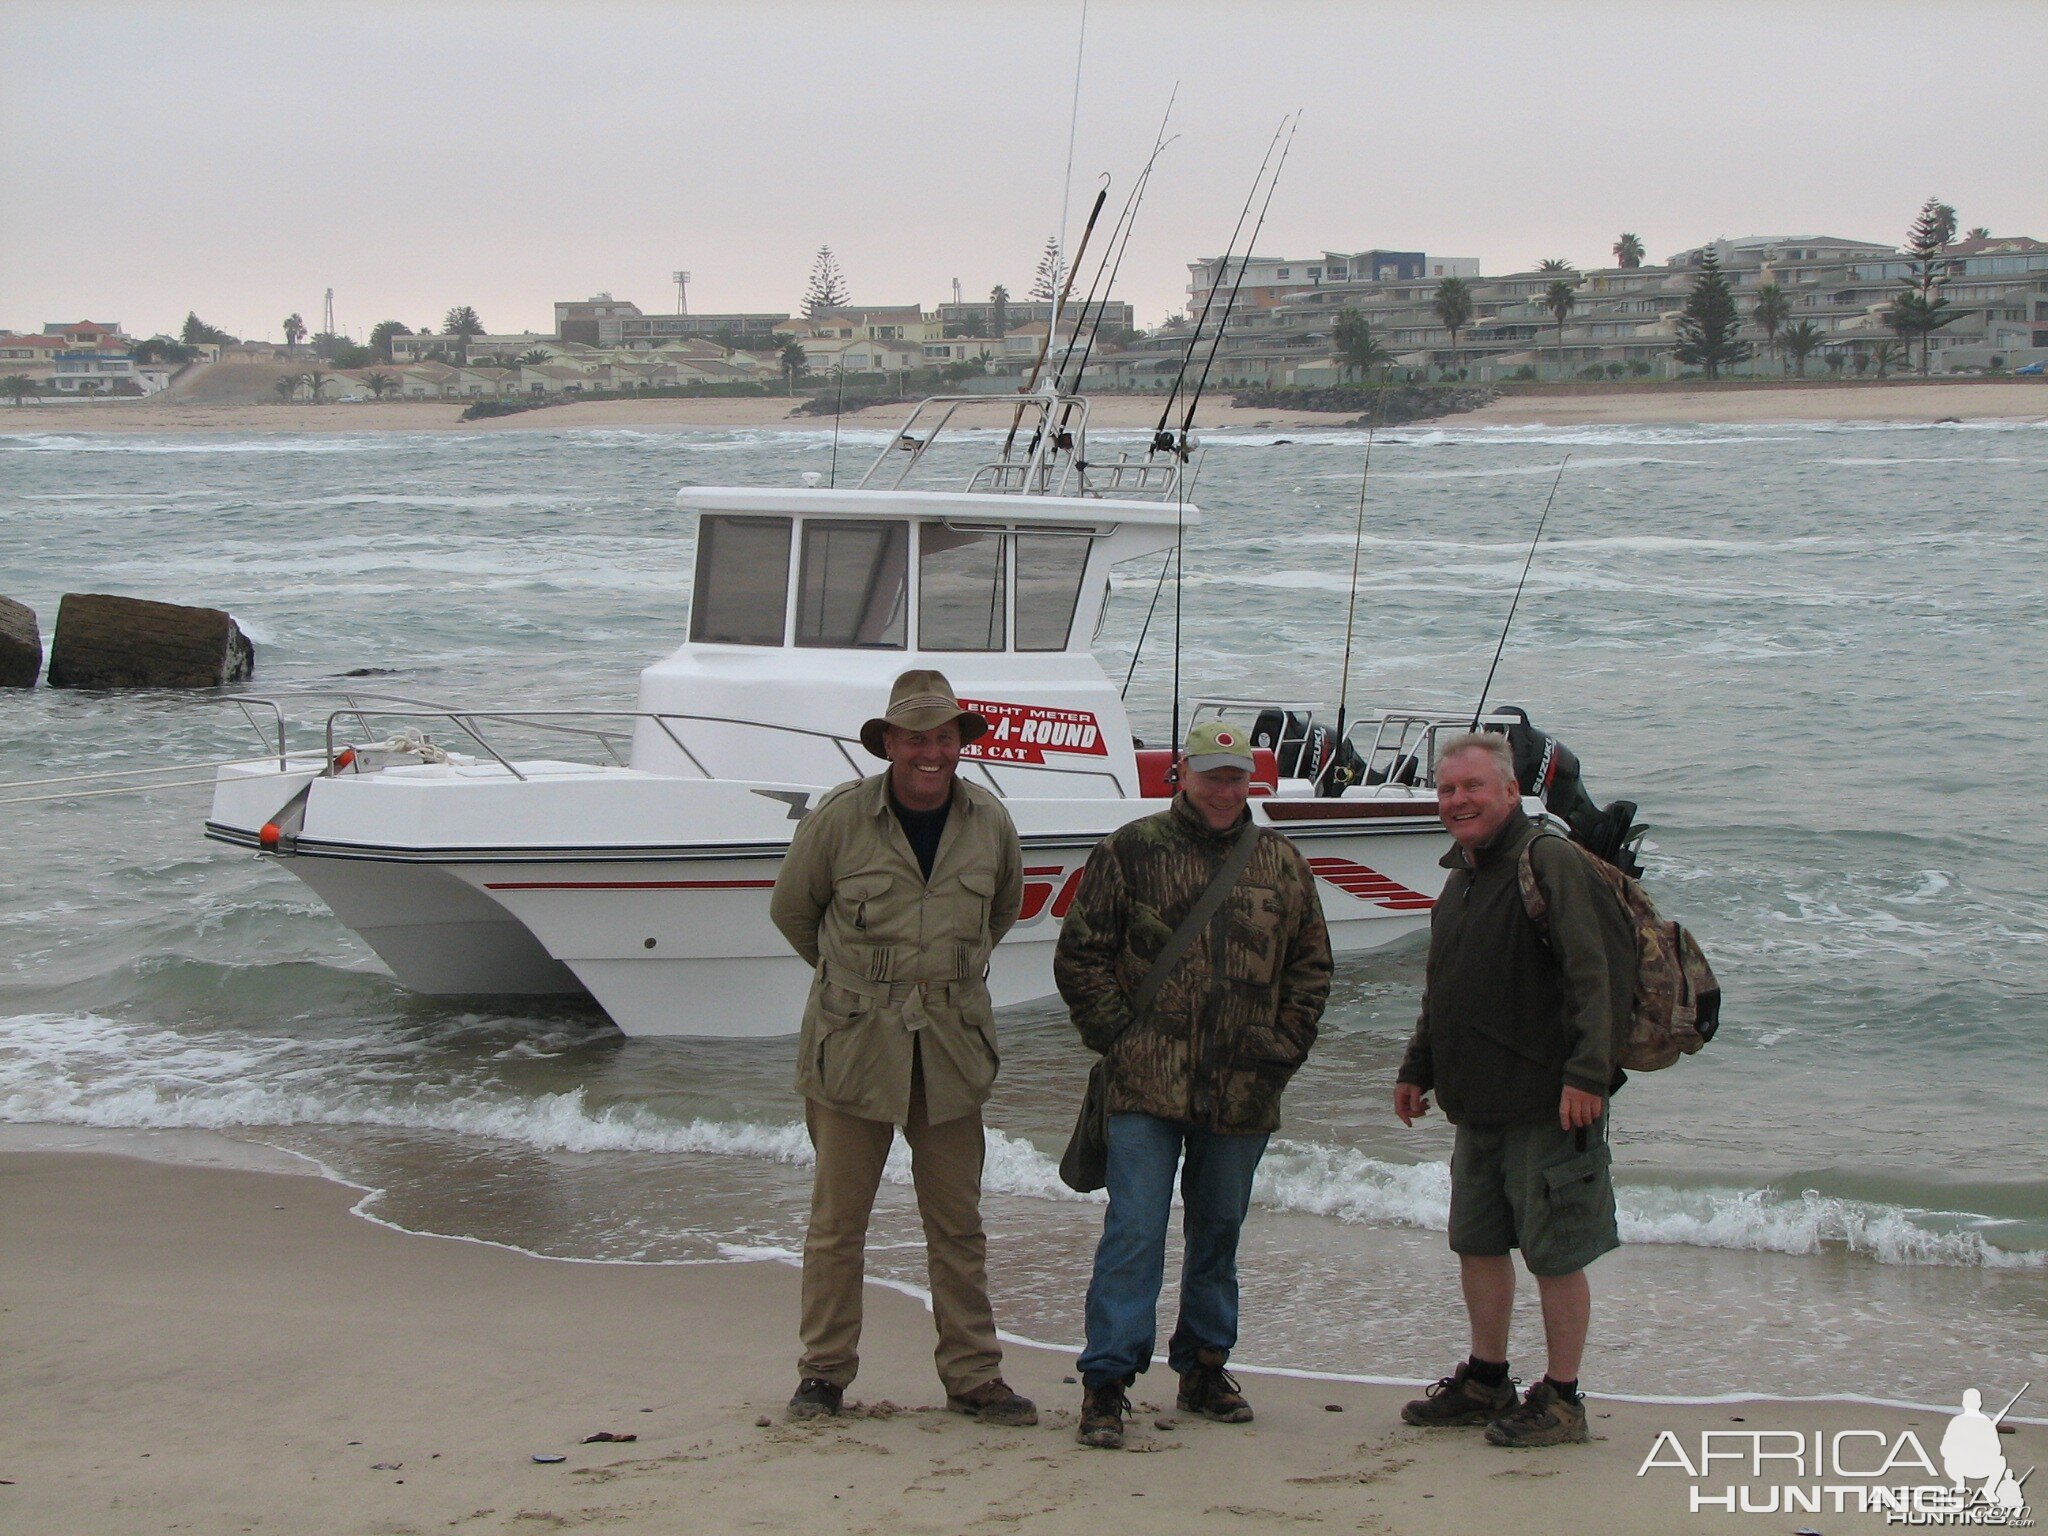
[{"x1": 6, "y1": 0, "x2": 2044, "y2": 343}]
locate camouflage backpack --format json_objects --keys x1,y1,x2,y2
[{"x1": 1517, "y1": 832, "x2": 1722, "y2": 1075}]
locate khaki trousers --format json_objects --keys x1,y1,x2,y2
[{"x1": 799, "y1": 1071, "x2": 1002, "y2": 1395}]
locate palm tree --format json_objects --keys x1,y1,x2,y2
[
  {"x1": 1, "y1": 373, "x2": 37, "y2": 406},
  {"x1": 274, "y1": 373, "x2": 303, "y2": 403},
  {"x1": 1781, "y1": 321, "x2": 1824, "y2": 377},
  {"x1": 1537, "y1": 257, "x2": 1574, "y2": 273},
  {"x1": 1544, "y1": 279, "x2": 1577, "y2": 377},
  {"x1": 282, "y1": 313, "x2": 306, "y2": 357},
  {"x1": 1751, "y1": 284, "x2": 1793, "y2": 372},
  {"x1": 1333, "y1": 308, "x2": 1392, "y2": 382},
  {"x1": 1432, "y1": 277, "x2": 1474, "y2": 362},
  {"x1": 516, "y1": 348, "x2": 552, "y2": 366},
  {"x1": 989, "y1": 284, "x2": 1010, "y2": 339},
  {"x1": 1966, "y1": 226, "x2": 1991, "y2": 241},
  {"x1": 1871, "y1": 340, "x2": 1902, "y2": 379},
  {"x1": 779, "y1": 339, "x2": 808, "y2": 395},
  {"x1": 363, "y1": 372, "x2": 397, "y2": 399},
  {"x1": 1613, "y1": 233, "x2": 1645, "y2": 269},
  {"x1": 302, "y1": 369, "x2": 332, "y2": 402}
]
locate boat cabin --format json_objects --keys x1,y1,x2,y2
[{"x1": 635, "y1": 486, "x2": 1189, "y2": 798}]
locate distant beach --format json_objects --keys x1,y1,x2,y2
[{"x1": 3, "y1": 378, "x2": 2041, "y2": 434}]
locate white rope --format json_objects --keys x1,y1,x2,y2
[{"x1": 356, "y1": 728, "x2": 450, "y2": 764}]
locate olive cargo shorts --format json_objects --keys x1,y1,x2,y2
[{"x1": 1448, "y1": 1115, "x2": 1620, "y2": 1277}]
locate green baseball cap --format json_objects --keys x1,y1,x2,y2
[{"x1": 1183, "y1": 719, "x2": 1255, "y2": 773}]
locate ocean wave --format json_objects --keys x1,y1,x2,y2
[
  {"x1": 0, "y1": 433, "x2": 384, "y2": 455},
  {"x1": 4, "y1": 1013, "x2": 2037, "y2": 1269}
]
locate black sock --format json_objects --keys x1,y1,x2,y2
[
  {"x1": 1543, "y1": 1375, "x2": 1581, "y2": 1402},
  {"x1": 1465, "y1": 1356, "x2": 1509, "y2": 1387}
]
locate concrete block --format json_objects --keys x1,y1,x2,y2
[
  {"x1": 0, "y1": 596, "x2": 40, "y2": 688},
  {"x1": 46, "y1": 592, "x2": 256, "y2": 690}
]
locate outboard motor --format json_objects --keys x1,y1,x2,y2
[
  {"x1": 1495, "y1": 706, "x2": 1645, "y2": 878},
  {"x1": 1251, "y1": 709, "x2": 1368, "y2": 797}
]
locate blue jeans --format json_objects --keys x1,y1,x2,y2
[{"x1": 1078, "y1": 1112, "x2": 1270, "y2": 1389}]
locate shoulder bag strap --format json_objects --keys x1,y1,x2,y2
[{"x1": 1127, "y1": 818, "x2": 1264, "y2": 1025}]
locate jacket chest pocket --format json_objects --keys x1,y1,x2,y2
[
  {"x1": 1222, "y1": 884, "x2": 1286, "y2": 986},
  {"x1": 833, "y1": 871, "x2": 893, "y2": 936},
  {"x1": 954, "y1": 867, "x2": 997, "y2": 940}
]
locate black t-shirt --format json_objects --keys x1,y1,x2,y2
[{"x1": 888, "y1": 786, "x2": 951, "y2": 881}]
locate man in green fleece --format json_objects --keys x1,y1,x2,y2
[{"x1": 1394, "y1": 730, "x2": 1633, "y2": 1448}]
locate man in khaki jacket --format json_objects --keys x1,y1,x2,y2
[{"x1": 769, "y1": 669, "x2": 1035, "y2": 1426}]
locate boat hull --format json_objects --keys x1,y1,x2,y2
[{"x1": 210, "y1": 794, "x2": 1451, "y2": 1037}]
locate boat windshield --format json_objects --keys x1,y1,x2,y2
[
  {"x1": 690, "y1": 512, "x2": 1093, "y2": 653},
  {"x1": 797, "y1": 519, "x2": 906, "y2": 648},
  {"x1": 691, "y1": 515, "x2": 790, "y2": 646}
]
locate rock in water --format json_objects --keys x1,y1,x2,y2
[
  {"x1": 0, "y1": 597, "x2": 40, "y2": 688},
  {"x1": 47, "y1": 593, "x2": 256, "y2": 689}
]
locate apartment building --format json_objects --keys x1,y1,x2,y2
[
  {"x1": 936, "y1": 298, "x2": 1136, "y2": 336},
  {"x1": 1186, "y1": 251, "x2": 1479, "y2": 316},
  {"x1": 1191, "y1": 231, "x2": 2048, "y2": 385}
]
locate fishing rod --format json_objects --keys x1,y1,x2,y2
[
  {"x1": 1001, "y1": 180, "x2": 1108, "y2": 467},
  {"x1": 1176, "y1": 113, "x2": 1297, "y2": 448},
  {"x1": 1054, "y1": 90, "x2": 1178, "y2": 399},
  {"x1": 1470, "y1": 454, "x2": 1571, "y2": 728},
  {"x1": 826, "y1": 361, "x2": 848, "y2": 487},
  {"x1": 1150, "y1": 116, "x2": 1289, "y2": 457},
  {"x1": 1120, "y1": 446, "x2": 1206, "y2": 698},
  {"x1": 1313, "y1": 379, "x2": 1389, "y2": 794}
]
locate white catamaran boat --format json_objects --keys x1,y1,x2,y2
[{"x1": 205, "y1": 389, "x2": 1643, "y2": 1038}]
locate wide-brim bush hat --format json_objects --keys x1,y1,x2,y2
[{"x1": 859, "y1": 669, "x2": 990, "y2": 758}]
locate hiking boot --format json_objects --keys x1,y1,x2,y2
[
  {"x1": 1076, "y1": 1380, "x2": 1131, "y2": 1450},
  {"x1": 786, "y1": 1377, "x2": 845, "y2": 1420},
  {"x1": 946, "y1": 1378, "x2": 1039, "y2": 1427},
  {"x1": 1400, "y1": 1361, "x2": 1517, "y2": 1427},
  {"x1": 1484, "y1": 1378, "x2": 1590, "y2": 1448},
  {"x1": 1177, "y1": 1348, "x2": 1254, "y2": 1423}
]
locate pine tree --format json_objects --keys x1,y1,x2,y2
[
  {"x1": 803, "y1": 247, "x2": 849, "y2": 318},
  {"x1": 1889, "y1": 196, "x2": 1960, "y2": 375},
  {"x1": 1030, "y1": 236, "x2": 1065, "y2": 302},
  {"x1": 1671, "y1": 251, "x2": 1752, "y2": 380}
]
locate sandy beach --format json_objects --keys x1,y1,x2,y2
[
  {"x1": 4, "y1": 378, "x2": 2042, "y2": 435},
  {"x1": 1, "y1": 1150, "x2": 2020, "y2": 1535}
]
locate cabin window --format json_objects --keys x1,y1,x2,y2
[
  {"x1": 690, "y1": 514, "x2": 791, "y2": 646},
  {"x1": 1013, "y1": 535, "x2": 1089, "y2": 651},
  {"x1": 919, "y1": 526, "x2": 1006, "y2": 651},
  {"x1": 796, "y1": 519, "x2": 907, "y2": 648}
]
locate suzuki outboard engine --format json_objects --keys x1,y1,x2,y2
[
  {"x1": 1251, "y1": 708, "x2": 1368, "y2": 797},
  {"x1": 1495, "y1": 706, "x2": 1645, "y2": 877}
]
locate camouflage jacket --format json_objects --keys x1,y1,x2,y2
[{"x1": 1053, "y1": 795, "x2": 1332, "y2": 1134}]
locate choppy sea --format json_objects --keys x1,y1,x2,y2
[{"x1": 2, "y1": 415, "x2": 2044, "y2": 1406}]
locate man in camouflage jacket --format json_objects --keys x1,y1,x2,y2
[{"x1": 1054, "y1": 720, "x2": 1332, "y2": 1448}]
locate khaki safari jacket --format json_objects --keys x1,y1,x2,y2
[
  {"x1": 1053, "y1": 795, "x2": 1333, "y2": 1135},
  {"x1": 770, "y1": 772, "x2": 1023, "y2": 1127}
]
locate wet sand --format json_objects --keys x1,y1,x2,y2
[
  {"x1": 0, "y1": 1150, "x2": 2001, "y2": 1534},
  {"x1": 4, "y1": 379, "x2": 2041, "y2": 435}
]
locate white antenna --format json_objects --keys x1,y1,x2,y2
[{"x1": 672, "y1": 270, "x2": 691, "y2": 316}]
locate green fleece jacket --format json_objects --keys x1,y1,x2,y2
[{"x1": 1397, "y1": 808, "x2": 1631, "y2": 1126}]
